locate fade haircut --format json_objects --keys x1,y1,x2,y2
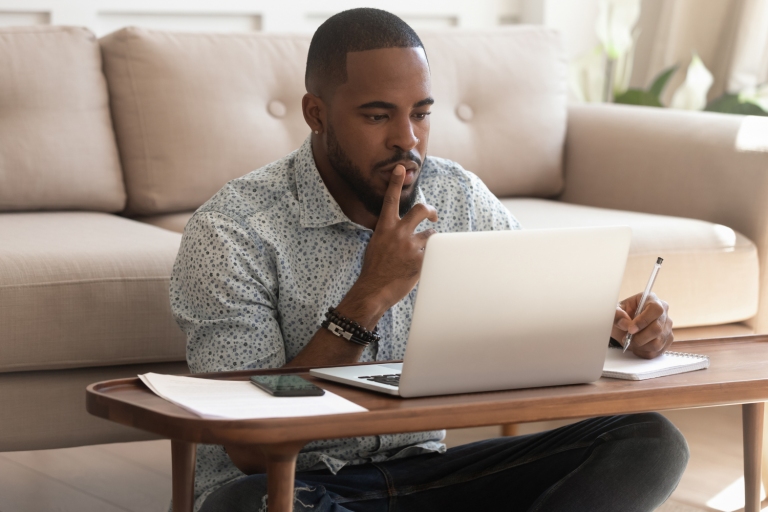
[{"x1": 305, "y1": 8, "x2": 426, "y2": 98}]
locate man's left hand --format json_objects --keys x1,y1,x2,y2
[{"x1": 612, "y1": 293, "x2": 673, "y2": 359}]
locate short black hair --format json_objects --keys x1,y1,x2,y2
[{"x1": 305, "y1": 8, "x2": 425, "y2": 97}]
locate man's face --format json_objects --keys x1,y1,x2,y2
[{"x1": 325, "y1": 47, "x2": 432, "y2": 217}]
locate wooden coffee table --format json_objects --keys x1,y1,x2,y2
[{"x1": 87, "y1": 336, "x2": 768, "y2": 512}]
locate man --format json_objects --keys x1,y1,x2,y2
[{"x1": 171, "y1": 8, "x2": 687, "y2": 512}]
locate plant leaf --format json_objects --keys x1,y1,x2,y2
[
  {"x1": 705, "y1": 93, "x2": 768, "y2": 116},
  {"x1": 648, "y1": 64, "x2": 679, "y2": 99},
  {"x1": 738, "y1": 84, "x2": 768, "y2": 112},
  {"x1": 614, "y1": 89, "x2": 664, "y2": 107}
]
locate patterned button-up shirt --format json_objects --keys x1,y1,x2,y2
[{"x1": 170, "y1": 135, "x2": 521, "y2": 509}]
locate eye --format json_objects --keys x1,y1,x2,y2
[
  {"x1": 367, "y1": 114, "x2": 389, "y2": 122},
  {"x1": 413, "y1": 112, "x2": 432, "y2": 120}
]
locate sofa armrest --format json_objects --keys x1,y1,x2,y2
[{"x1": 560, "y1": 103, "x2": 768, "y2": 332}]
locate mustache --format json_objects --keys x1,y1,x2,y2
[{"x1": 372, "y1": 151, "x2": 422, "y2": 171}]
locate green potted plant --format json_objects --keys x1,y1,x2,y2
[{"x1": 569, "y1": 0, "x2": 768, "y2": 116}]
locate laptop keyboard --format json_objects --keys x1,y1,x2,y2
[{"x1": 358, "y1": 374, "x2": 400, "y2": 387}]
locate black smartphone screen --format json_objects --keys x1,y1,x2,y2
[{"x1": 249, "y1": 375, "x2": 325, "y2": 397}]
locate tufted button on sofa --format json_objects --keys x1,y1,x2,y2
[
  {"x1": 0, "y1": 24, "x2": 766, "y2": 452},
  {"x1": 267, "y1": 99, "x2": 288, "y2": 118},
  {"x1": 455, "y1": 104, "x2": 474, "y2": 122}
]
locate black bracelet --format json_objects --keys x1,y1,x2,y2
[{"x1": 322, "y1": 307, "x2": 380, "y2": 347}]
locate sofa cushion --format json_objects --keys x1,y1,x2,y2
[
  {"x1": 673, "y1": 323, "x2": 753, "y2": 341},
  {"x1": 0, "y1": 27, "x2": 125, "y2": 212},
  {"x1": 100, "y1": 28, "x2": 313, "y2": 215},
  {"x1": 422, "y1": 28, "x2": 567, "y2": 198},
  {"x1": 100, "y1": 26, "x2": 567, "y2": 216},
  {"x1": 0, "y1": 212, "x2": 186, "y2": 372},
  {"x1": 502, "y1": 199, "x2": 759, "y2": 329},
  {"x1": 134, "y1": 211, "x2": 195, "y2": 233},
  {"x1": 0, "y1": 361, "x2": 188, "y2": 451}
]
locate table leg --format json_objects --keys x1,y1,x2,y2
[
  {"x1": 763, "y1": 405, "x2": 768, "y2": 508},
  {"x1": 743, "y1": 402, "x2": 765, "y2": 512},
  {"x1": 261, "y1": 442, "x2": 306, "y2": 512},
  {"x1": 171, "y1": 440, "x2": 197, "y2": 512},
  {"x1": 501, "y1": 423, "x2": 519, "y2": 437}
]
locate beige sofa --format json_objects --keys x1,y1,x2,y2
[{"x1": 1, "y1": 24, "x2": 766, "y2": 453}]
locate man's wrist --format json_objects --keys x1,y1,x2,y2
[{"x1": 335, "y1": 282, "x2": 390, "y2": 331}]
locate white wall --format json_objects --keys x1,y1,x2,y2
[
  {"x1": 520, "y1": 0, "x2": 601, "y2": 59},
  {"x1": 0, "y1": 0, "x2": 615, "y2": 62},
  {"x1": 0, "y1": 0, "x2": 617, "y2": 81},
  {"x1": 0, "y1": 0, "x2": 525, "y2": 36}
]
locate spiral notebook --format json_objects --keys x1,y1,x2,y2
[{"x1": 602, "y1": 347, "x2": 710, "y2": 381}]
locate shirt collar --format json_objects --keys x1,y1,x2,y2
[
  {"x1": 294, "y1": 135, "x2": 426, "y2": 229},
  {"x1": 295, "y1": 136, "x2": 351, "y2": 228}
]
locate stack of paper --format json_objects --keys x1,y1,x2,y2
[{"x1": 139, "y1": 373, "x2": 368, "y2": 420}]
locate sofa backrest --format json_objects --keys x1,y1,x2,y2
[
  {"x1": 100, "y1": 26, "x2": 567, "y2": 216},
  {"x1": 100, "y1": 28, "x2": 312, "y2": 215},
  {"x1": 423, "y1": 28, "x2": 567, "y2": 199},
  {"x1": 0, "y1": 26, "x2": 126, "y2": 212}
]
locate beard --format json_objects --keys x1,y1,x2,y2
[{"x1": 326, "y1": 124, "x2": 422, "y2": 218}]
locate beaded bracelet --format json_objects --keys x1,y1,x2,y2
[{"x1": 321, "y1": 307, "x2": 380, "y2": 347}]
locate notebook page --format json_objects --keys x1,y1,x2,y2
[
  {"x1": 602, "y1": 348, "x2": 709, "y2": 381},
  {"x1": 139, "y1": 373, "x2": 367, "y2": 420}
]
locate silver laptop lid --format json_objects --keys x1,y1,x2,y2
[{"x1": 398, "y1": 226, "x2": 631, "y2": 398}]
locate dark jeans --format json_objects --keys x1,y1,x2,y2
[{"x1": 201, "y1": 412, "x2": 689, "y2": 512}]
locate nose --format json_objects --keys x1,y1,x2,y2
[{"x1": 387, "y1": 113, "x2": 419, "y2": 154}]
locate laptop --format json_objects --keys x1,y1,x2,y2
[{"x1": 310, "y1": 226, "x2": 631, "y2": 398}]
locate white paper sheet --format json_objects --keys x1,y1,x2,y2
[{"x1": 139, "y1": 373, "x2": 368, "y2": 419}]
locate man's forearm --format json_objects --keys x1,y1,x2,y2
[
  {"x1": 284, "y1": 283, "x2": 389, "y2": 368},
  {"x1": 284, "y1": 327, "x2": 366, "y2": 367},
  {"x1": 227, "y1": 286, "x2": 389, "y2": 474}
]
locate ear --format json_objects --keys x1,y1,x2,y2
[{"x1": 302, "y1": 93, "x2": 326, "y2": 135}]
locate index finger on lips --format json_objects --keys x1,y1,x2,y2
[{"x1": 379, "y1": 164, "x2": 405, "y2": 225}]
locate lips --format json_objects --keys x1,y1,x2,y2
[{"x1": 382, "y1": 162, "x2": 419, "y2": 186}]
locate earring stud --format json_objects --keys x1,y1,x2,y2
[{"x1": 314, "y1": 130, "x2": 320, "y2": 134}]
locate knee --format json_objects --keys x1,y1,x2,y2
[
  {"x1": 199, "y1": 475, "x2": 269, "y2": 512},
  {"x1": 633, "y1": 412, "x2": 689, "y2": 477},
  {"x1": 646, "y1": 412, "x2": 688, "y2": 454},
  {"x1": 200, "y1": 476, "x2": 330, "y2": 512}
]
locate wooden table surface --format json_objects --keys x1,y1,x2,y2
[{"x1": 86, "y1": 335, "x2": 768, "y2": 512}]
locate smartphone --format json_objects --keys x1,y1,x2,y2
[{"x1": 249, "y1": 375, "x2": 325, "y2": 397}]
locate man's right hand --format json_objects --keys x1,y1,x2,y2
[
  {"x1": 345, "y1": 164, "x2": 438, "y2": 324},
  {"x1": 285, "y1": 164, "x2": 437, "y2": 368}
]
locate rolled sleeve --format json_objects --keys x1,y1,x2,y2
[{"x1": 170, "y1": 211, "x2": 286, "y2": 373}]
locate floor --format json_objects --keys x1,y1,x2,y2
[{"x1": 0, "y1": 405, "x2": 759, "y2": 512}]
